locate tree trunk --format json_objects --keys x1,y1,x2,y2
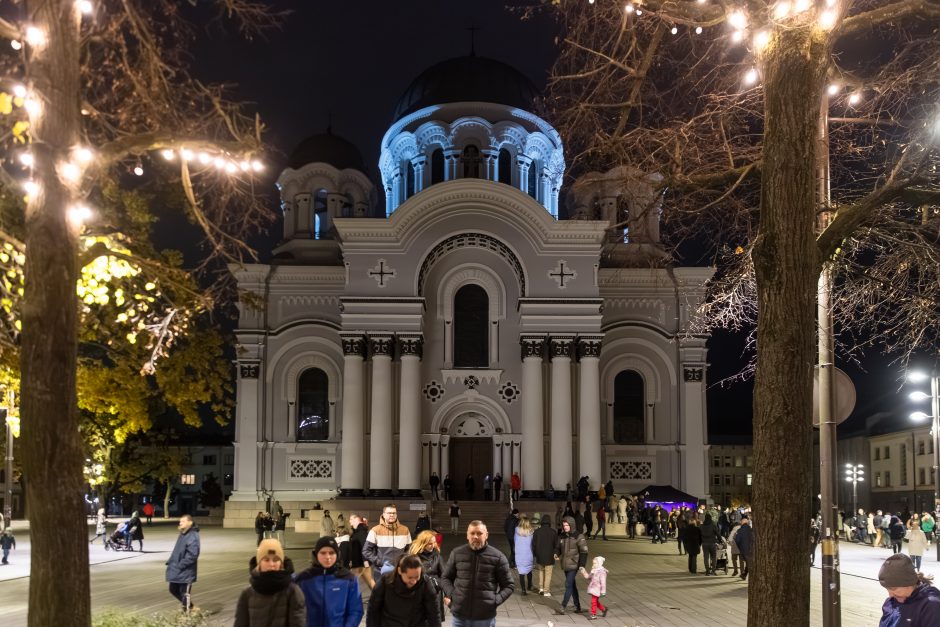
[
  {"x1": 163, "y1": 482, "x2": 173, "y2": 519},
  {"x1": 748, "y1": 29, "x2": 829, "y2": 626},
  {"x1": 20, "y1": 2, "x2": 89, "y2": 626}
]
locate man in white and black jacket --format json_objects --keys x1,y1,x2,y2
[{"x1": 441, "y1": 521, "x2": 514, "y2": 627}]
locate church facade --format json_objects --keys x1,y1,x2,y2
[{"x1": 227, "y1": 56, "x2": 713, "y2": 511}]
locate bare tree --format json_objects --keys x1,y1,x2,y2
[
  {"x1": 538, "y1": 0, "x2": 940, "y2": 623},
  {"x1": 0, "y1": 1, "x2": 281, "y2": 624}
]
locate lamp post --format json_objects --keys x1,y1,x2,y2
[
  {"x1": 844, "y1": 463, "x2": 864, "y2": 534},
  {"x1": 908, "y1": 369, "x2": 940, "y2": 562}
]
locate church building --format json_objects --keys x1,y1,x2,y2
[{"x1": 226, "y1": 55, "x2": 713, "y2": 516}]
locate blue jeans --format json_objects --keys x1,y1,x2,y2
[
  {"x1": 912, "y1": 555, "x2": 922, "y2": 570},
  {"x1": 451, "y1": 617, "x2": 496, "y2": 627},
  {"x1": 562, "y1": 568, "x2": 581, "y2": 610}
]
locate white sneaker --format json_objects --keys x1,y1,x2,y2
[{"x1": 543, "y1": 591, "x2": 551, "y2": 597}]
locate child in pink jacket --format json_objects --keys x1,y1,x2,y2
[{"x1": 580, "y1": 555, "x2": 608, "y2": 620}]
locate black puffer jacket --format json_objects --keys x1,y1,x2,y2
[
  {"x1": 532, "y1": 515, "x2": 558, "y2": 566},
  {"x1": 366, "y1": 571, "x2": 441, "y2": 627},
  {"x1": 416, "y1": 549, "x2": 444, "y2": 588},
  {"x1": 348, "y1": 523, "x2": 368, "y2": 568},
  {"x1": 234, "y1": 557, "x2": 306, "y2": 627},
  {"x1": 441, "y1": 543, "x2": 514, "y2": 620},
  {"x1": 700, "y1": 518, "x2": 720, "y2": 546}
]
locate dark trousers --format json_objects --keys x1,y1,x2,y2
[
  {"x1": 688, "y1": 551, "x2": 699, "y2": 573},
  {"x1": 431, "y1": 485, "x2": 439, "y2": 500},
  {"x1": 592, "y1": 523, "x2": 606, "y2": 540},
  {"x1": 892, "y1": 541, "x2": 903, "y2": 554},
  {"x1": 628, "y1": 522, "x2": 636, "y2": 539},
  {"x1": 702, "y1": 544, "x2": 717, "y2": 573},
  {"x1": 740, "y1": 555, "x2": 750, "y2": 579},
  {"x1": 168, "y1": 582, "x2": 193, "y2": 610},
  {"x1": 562, "y1": 568, "x2": 581, "y2": 610}
]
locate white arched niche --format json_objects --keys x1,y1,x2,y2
[{"x1": 436, "y1": 264, "x2": 508, "y2": 369}]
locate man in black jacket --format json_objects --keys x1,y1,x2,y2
[
  {"x1": 532, "y1": 514, "x2": 559, "y2": 596},
  {"x1": 700, "y1": 516, "x2": 720, "y2": 575},
  {"x1": 503, "y1": 509, "x2": 519, "y2": 568},
  {"x1": 441, "y1": 521, "x2": 514, "y2": 627}
]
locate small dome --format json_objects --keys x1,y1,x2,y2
[
  {"x1": 392, "y1": 56, "x2": 540, "y2": 122},
  {"x1": 288, "y1": 132, "x2": 366, "y2": 171}
]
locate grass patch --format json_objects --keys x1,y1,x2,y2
[{"x1": 93, "y1": 608, "x2": 208, "y2": 626}]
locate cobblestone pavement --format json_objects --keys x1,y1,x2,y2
[{"x1": 0, "y1": 522, "x2": 934, "y2": 625}]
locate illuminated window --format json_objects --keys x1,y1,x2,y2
[
  {"x1": 180, "y1": 474, "x2": 196, "y2": 485},
  {"x1": 297, "y1": 368, "x2": 329, "y2": 441},
  {"x1": 746, "y1": 473, "x2": 752, "y2": 486}
]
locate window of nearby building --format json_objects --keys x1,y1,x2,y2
[
  {"x1": 712, "y1": 475, "x2": 721, "y2": 486},
  {"x1": 746, "y1": 473, "x2": 752, "y2": 486},
  {"x1": 181, "y1": 474, "x2": 196, "y2": 485},
  {"x1": 885, "y1": 471, "x2": 891, "y2": 486},
  {"x1": 876, "y1": 472, "x2": 882, "y2": 487},
  {"x1": 313, "y1": 188, "x2": 328, "y2": 239},
  {"x1": 527, "y1": 160, "x2": 539, "y2": 201},
  {"x1": 224, "y1": 454, "x2": 234, "y2": 465},
  {"x1": 430, "y1": 148, "x2": 444, "y2": 184},
  {"x1": 901, "y1": 444, "x2": 908, "y2": 485},
  {"x1": 453, "y1": 285, "x2": 489, "y2": 368},
  {"x1": 461, "y1": 145, "x2": 482, "y2": 179},
  {"x1": 930, "y1": 440, "x2": 935, "y2": 455},
  {"x1": 918, "y1": 440, "x2": 925, "y2": 455},
  {"x1": 223, "y1": 473, "x2": 233, "y2": 487},
  {"x1": 202, "y1": 455, "x2": 216, "y2": 466},
  {"x1": 724, "y1": 475, "x2": 733, "y2": 486},
  {"x1": 724, "y1": 456, "x2": 732, "y2": 467},
  {"x1": 884, "y1": 446, "x2": 890, "y2": 459},
  {"x1": 735, "y1": 456, "x2": 743, "y2": 467},
  {"x1": 712, "y1": 455, "x2": 721, "y2": 467},
  {"x1": 297, "y1": 367, "x2": 329, "y2": 441},
  {"x1": 498, "y1": 148, "x2": 512, "y2": 185},
  {"x1": 875, "y1": 448, "x2": 880, "y2": 461},
  {"x1": 932, "y1": 468, "x2": 936, "y2": 484},
  {"x1": 920, "y1": 468, "x2": 926, "y2": 485},
  {"x1": 745, "y1": 456, "x2": 753, "y2": 467},
  {"x1": 613, "y1": 370, "x2": 644, "y2": 444}
]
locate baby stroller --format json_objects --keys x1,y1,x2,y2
[
  {"x1": 104, "y1": 522, "x2": 135, "y2": 551},
  {"x1": 715, "y1": 538, "x2": 730, "y2": 574}
]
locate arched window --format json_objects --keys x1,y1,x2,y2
[
  {"x1": 527, "y1": 161, "x2": 539, "y2": 201},
  {"x1": 313, "y1": 188, "x2": 328, "y2": 239},
  {"x1": 461, "y1": 145, "x2": 482, "y2": 179},
  {"x1": 618, "y1": 194, "x2": 631, "y2": 243},
  {"x1": 406, "y1": 161, "x2": 415, "y2": 200},
  {"x1": 498, "y1": 148, "x2": 512, "y2": 185},
  {"x1": 430, "y1": 148, "x2": 444, "y2": 185},
  {"x1": 613, "y1": 370, "x2": 644, "y2": 444},
  {"x1": 453, "y1": 285, "x2": 489, "y2": 368},
  {"x1": 297, "y1": 368, "x2": 329, "y2": 441}
]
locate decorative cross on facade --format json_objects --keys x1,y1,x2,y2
[
  {"x1": 548, "y1": 260, "x2": 577, "y2": 289},
  {"x1": 368, "y1": 258, "x2": 396, "y2": 287}
]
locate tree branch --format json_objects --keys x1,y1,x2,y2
[{"x1": 839, "y1": 0, "x2": 940, "y2": 39}]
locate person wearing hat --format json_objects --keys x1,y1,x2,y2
[
  {"x1": 234, "y1": 539, "x2": 305, "y2": 626},
  {"x1": 295, "y1": 536, "x2": 363, "y2": 627},
  {"x1": 878, "y1": 553, "x2": 940, "y2": 626}
]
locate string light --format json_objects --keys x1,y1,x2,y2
[
  {"x1": 728, "y1": 11, "x2": 747, "y2": 30},
  {"x1": 773, "y1": 2, "x2": 791, "y2": 19},
  {"x1": 671, "y1": 26, "x2": 678, "y2": 35},
  {"x1": 19, "y1": 153, "x2": 33, "y2": 167},
  {"x1": 250, "y1": 160, "x2": 264, "y2": 172},
  {"x1": 133, "y1": 160, "x2": 144, "y2": 176},
  {"x1": 59, "y1": 162, "x2": 82, "y2": 183},
  {"x1": 197, "y1": 151, "x2": 211, "y2": 164},
  {"x1": 73, "y1": 147, "x2": 94, "y2": 163},
  {"x1": 77, "y1": 0, "x2": 94, "y2": 14},
  {"x1": 180, "y1": 149, "x2": 194, "y2": 161},
  {"x1": 12, "y1": 84, "x2": 26, "y2": 98},
  {"x1": 743, "y1": 68, "x2": 759, "y2": 86},
  {"x1": 224, "y1": 162, "x2": 237, "y2": 174},
  {"x1": 625, "y1": 3, "x2": 634, "y2": 14},
  {"x1": 239, "y1": 160, "x2": 250, "y2": 171},
  {"x1": 827, "y1": 84, "x2": 840, "y2": 95},
  {"x1": 67, "y1": 204, "x2": 93, "y2": 228},
  {"x1": 10, "y1": 40, "x2": 21, "y2": 51},
  {"x1": 818, "y1": 9, "x2": 838, "y2": 29},
  {"x1": 848, "y1": 92, "x2": 862, "y2": 105},
  {"x1": 24, "y1": 26, "x2": 47, "y2": 48},
  {"x1": 731, "y1": 30, "x2": 745, "y2": 43},
  {"x1": 160, "y1": 149, "x2": 175, "y2": 160},
  {"x1": 793, "y1": 0, "x2": 811, "y2": 12},
  {"x1": 23, "y1": 181, "x2": 38, "y2": 195},
  {"x1": 695, "y1": 26, "x2": 703, "y2": 34},
  {"x1": 753, "y1": 30, "x2": 771, "y2": 51},
  {"x1": 23, "y1": 97, "x2": 41, "y2": 117}
]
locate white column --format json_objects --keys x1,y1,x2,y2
[
  {"x1": 492, "y1": 437, "x2": 503, "y2": 478},
  {"x1": 550, "y1": 338, "x2": 574, "y2": 490},
  {"x1": 521, "y1": 337, "x2": 546, "y2": 494},
  {"x1": 681, "y1": 360, "x2": 708, "y2": 499},
  {"x1": 578, "y1": 337, "x2": 603, "y2": 483},
  {"x1": 429, "y1": 436, "x2": 440, "y2": 477},
  {"x1": 231, "y1": 360, "x2": 261, "y2": 499},
  {"x1": 502, "y1": 439, "x2": 512, "y2": 481},
  {"x1": 369, "y1": 335, "x2": 395, "y2": 495},
  {"x1": 397, "y1": 335, "x2": 423, "y2": 496},
  {"x1": 339, "y1": 336, "x2": 366, "y2": 495},
  {"x1": 440, "y1": 436, "x2": 450, "y2": 486},
  {"x1": 412, "y1": 156, "x2": 427, "y2": 194}
]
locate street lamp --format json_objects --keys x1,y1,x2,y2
[
  {"x1": 907, "y1": 369, "x2": 940, "y2": 562},
  {"x1": 844, "y1": 463, "x2": 864, "y2": 536}
]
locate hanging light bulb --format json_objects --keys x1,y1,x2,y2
[
  {"x1": 827, "y1": 84, "x2": 840, "y2": 95},
  {"x1": 213, "y1": 157, "x2": 226, "y2": 170},
  {"x1": 77, "y1": 0, "x2": 94, "y2": 14},
  {"x1": 818, "y1": 9, "x2": 838, "y2": 29},
  {"x1": 625, "y1": 3, "x2": 635, "y2": 13},
  {"x1": 12, "y1": 84, "x2": 26, "y2": 99},
  {"x1": 671, "y1": 26, "x2": 678, "y2": 35},
  {"x1": 794, "y1": 0, "x2": 811, "y2": 12},
  {"x1": 728, "y1": 10, "x2": 747, "y2": 30},
  {"x1": 23, "y1": 180, "x2": 38, "y2": 196},
  {"x1": 160, "y1": 149, "x2": 175, "y2": 160},
  {"x1": 23, "y1": 97, "x2": 42, "y2": 117},
  {"x1": 225, "y1": 161, "x2": 238, "y2": 174},
  {"x1": 197, "y1": 152, "x2": 211, "y2": 164},
  {"x1": 67, "y1": 204, "x2": 93, "y2": 228},
  {"x1": 695, "y1": 26, "x2": 703, "y2": 34},
  {"x1": 773, "y1": 2, "x2": 791, "y2": 18},
  {"x1": 743, "y1": 68, "x2": 759, "y2": 85},
  {"x1": 250, "y1": 160, "x2": 264, "y2": 172},
  {"x1": 180, "y1": 149, "x2": 194, "y2": 161},
  {"x1": 636, "y1": 9, "x2": 643, "y2": 15},
  {"x1": 10, "y1": 40, "x2": 22, "y2": 51},
  {"x1": 73, "y1": 146, "x2": 94, "y2": 163},
  {"x1": 239, "y1": 160, "x2": 251, "y2": 171},
  {"x1": 19, "y1": 153, "x2": 34, "y2": 167},
  {"x1": 731, "y1": 30, "x2": 745, "y2": 43},
  {"x1": 133, "y1": 160, "x2": 144, "y2": 176},
  {"x1": 753, "y1": 30, "x2": 771, "y2": 51},
  {"x1": 25, "y1": 26, "x2": 47, "y2": 48},
  {"x1": 848, "y1": 92, "x2": 862, "y2": 105},
  {"x1": 60, "y1": 162, "x2": 82, "y2": 182}
]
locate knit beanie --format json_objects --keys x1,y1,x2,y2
[
  {"x1": 256, "y1": 539, "x2": 284, "y2": 564},
  {"x1": 314, "y1": 536, "x2": 339, "y2": 556},
  {"x1": 593, "y1": 556, "x2": 606, "y2": 568},
  {"x1": 878, "y1": 554, "x2": 919, "y2": 588}
]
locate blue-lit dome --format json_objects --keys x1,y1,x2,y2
[{"x1": 392, "y1": 55, "x2": 540, "y2": 122}]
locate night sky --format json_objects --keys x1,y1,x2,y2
[{"x1": 189, "y1": 1, "x2": 908, "y2": 441}]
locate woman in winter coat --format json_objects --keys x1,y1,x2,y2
[
  {"x1": 726, "y1": 521, "x2": 742, "y2": 574},
  {"x1": 295, "y1": 537, "x2": 364, "y2": 627},
  {"x1": 234, "y1": 539, "x2": 305, "y2": 627},
  {"x1": 127, "y1": 511, "x2": 144, "y2": 551},
  {"x1": 684, "y1": 519, "x2": 703, "y2": 574},
  {"x1": 320, "y1": 510, "x2": 335, "y2": 538},
  {"x1": 513, "y1": 515, "x2": 536, "y2": 594},
  {"x1": 366, "y1": 553, "x2": 441, "y2": 627},
  {"x1": 409, "y1": 530, "x2": 444, "y2": 619},
  {"x1": 878, "y1": 553, "x2": 940, "y2": 627},
  {"x1": 414, "y1": 512, "x2": 432, "y2": 536},
  {"x1": 90, "y1": 508, "x2": 107, "y2": 546},
  {"x1": 906, "y1": 525, "x2": 929, "y2": 570},
  {"x1": 889, "y1": 516, "x2": 907, "y2": 554}
]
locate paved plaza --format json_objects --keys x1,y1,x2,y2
[{"x1": 0, "y1": 521, "x2": 932, "y2": 626}]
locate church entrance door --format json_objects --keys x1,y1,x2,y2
[{"x1": 449, "y1": 437, "x2": 492, "y2": 501}]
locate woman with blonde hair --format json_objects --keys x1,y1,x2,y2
[
  {"x1": 514, "y1": 515, "x2": 535, "y2": 594},
  {"x1": 409, "y1": 530, "x2": 444, "y2": 616}
]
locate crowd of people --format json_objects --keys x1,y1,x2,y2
[{"x1": 838, "y1": 508, "x2": 937, "y2": 569}]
